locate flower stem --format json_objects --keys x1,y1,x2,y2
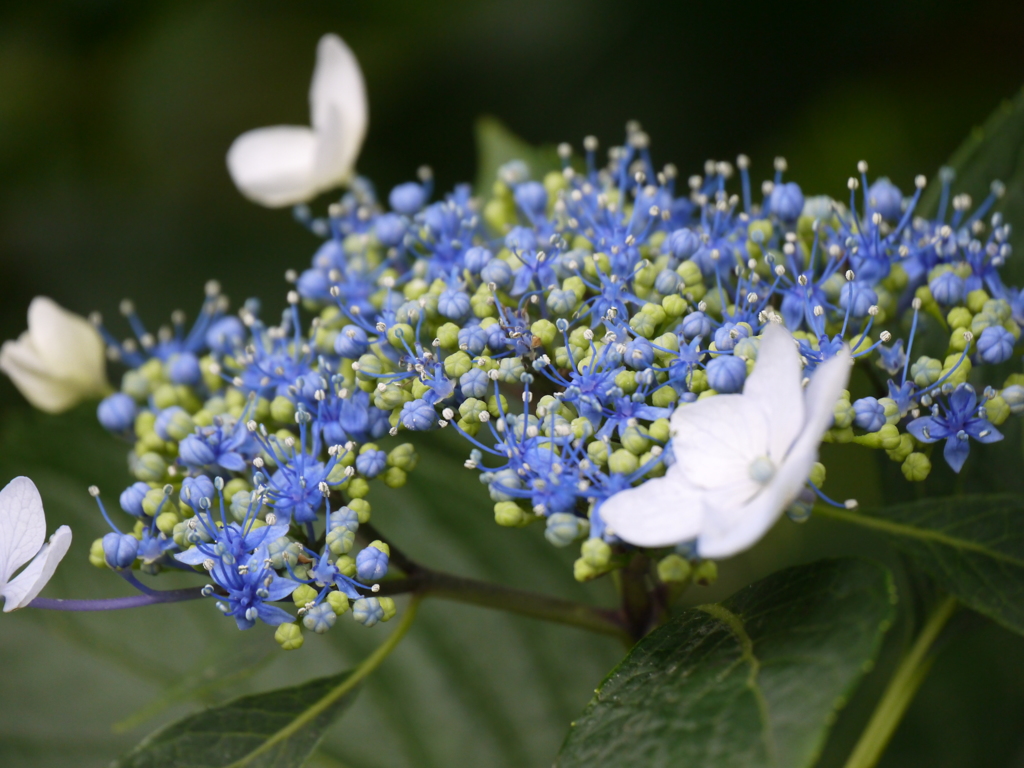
[
  {"x1": 28, "y1": 587, "x2": 205, "y2": 611},
  {"x1": 378, "y1": 570, "x2": 631, "y2": 642},
  {"x1": 225, "y1": 595, "x2": 422, "y2": 768},
  {"x1": 842, "y1": 595, "x2": 959, "y2": 768}
]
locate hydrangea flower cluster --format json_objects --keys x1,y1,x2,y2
[{"x1": 86, "y1": 123, "x2": 1024, "y2": 644}]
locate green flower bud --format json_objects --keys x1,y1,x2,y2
[
  {"x1": 155, "y1": 510, "x2": 179, "y2": 535},
  {"x1": 387, "y1": 444, "x2": 418, "y2": 472},
  {"x1": 662, "y1": 294, "x2": 687, "y2": 318},
  {"x1": 444, "y1": 351, "x2": 473, "y2": 378},
  {"x1": 376, "y1": 384, "x2": 411, "y2": 410},
  {"x1": 985, "y1": 395, "x2": 1010, "y2": 425},
  {"x1": 382, "y1": 466, "x2": 407, "y2": 488},
  {"x1": 901, "y1": 452, "x2": 931, "y2": 482},
  {"x1": 348, "y1": 478, "x2": 370, "y2": 499},
  {"x1": 350, "y1": 499, "x2": 371, "y2": 523},
  {"x1": 878, "y1": 397, "x2": 900, "y2": 426},
  {"x1": 497, "y1": 357, "x2": 526, "y2": 383},
  {"x1": 573, "y1": 557, "x2": 599, "y2": 582},
  {"x1": 436, "y1": 322, "x2": 461, "y2": 350},
  {"x1": 378, "y1": 597, "x2": 397, "y2": 622},
  {"x1": 530, "y1": 319, "x2": 557, "y2": 347},
  {"x1": 966, "y1": 289, "x2": 990, "y2": 314},
  {"x1": 833, "y1": 398, "x2": 855, "y2": 429},
  {"x1": 949, "y1": 327, "x2": 973, "y2": 353},
  {"x1": 651, "y1": 385, "x2": 678, "y2": 408},
  {"x1": 648, "y1": 418, "x2": 671, "y2": 443},
  {"x1": 487, "y1": 394, "x2": 508, "y2": 419},
  {"x1": 628, "y1": 312, "x2": 658, "y2": 339},
  {"x1": 620, "y1": 425, "x2": 651, "y2": 456},
  {"x1": 270, "y1": 396, "x2": 296, "y2": 423},
  {"x1": 809, "y1": 462, "x2": 826, "y2": 488},
  {"x1": 941, "y1": 353, "x2": 971, "y2": 386},
  {"x1": 140, "y1": 487, "x2": 168, "y2": 518},
  {"x1": 134, "y1": 452, "x2": 167, "y2": 482},
  {"x1": 581, "y1": 538, "x2": 611, "y2": 568},
  {"x1": 571, "y1": 417, "x2": 593, "y2": 440},
  {"x1": 910, "y1": 357, "x2": 942, "y2": 388},
  {"x1": 459, "y1": 398, "x2": 488, "y2": 423},
  {"x1": 886, "y1": 433, "x2": 915, "y2": 463},
  {"x1": 122, "y1": 370, "x2": 151, "y2": 400},
  {"x1": 608, "y1": 448, "x2": 639, "y2": 475},
  {"x1": 676, "y1": 260, "x2": 703, "y2": 287},
  {"x1": 327, "y1": 591, "x2": 350, "y2": 615},
  {"x1": 947, "y1": 306, "x2": 972, "y2": 329},
  {"x1": 274, "y1": 623, "x2": 304, "y2": 650},
  {"x1": 694, "y1": 560, "x2": 718, "y2": 586},
  {"x1": 292, "y1": 584, "x2": 318, "y2": 607},
  {"x1": 657, "y1": 554, "x2": 692, "y2": 584},
  {"x1": 853, "y1": 423, "x2": 901, "y2": 450},
  {"x1": 152, "y1": 383, "x2": 179, "y2": 410},
  {"x1": 139, "y1": 357, "x2": 167, "y2": 386},
  {"x1": 89, "y1": 537, "x2": 107, "y2": 568},
  {"x1": 563, "y1": 276, "x2": 587, "y2": 301},
  {"x1": 615, "y1": 370, "x2": 638, "y2": 395},
  {"x1": 494, "y1": 501, "x2": 529, "y2": 527},
  {"x1": 327, "y1": 526, "x2": 356, "y2": 555},
  {"x1": 335, "y1": 555, "x2": 357, "y2": 577},
  {"x1": 587, "y1": 440, "x2": 609, "y2": 466}
]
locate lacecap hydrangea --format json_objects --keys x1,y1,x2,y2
[{"x1": 88, "y1": 123, "x2": 1024, "y2": 645}]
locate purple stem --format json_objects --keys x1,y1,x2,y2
[{"x1": 28, "y1": 587, "x2": 205, "y2": 612}]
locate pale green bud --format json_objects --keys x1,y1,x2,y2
[
  {"x1": 459, "y1": 398, "x2": 488, "y2": 423},
  {"x1": 657, "y1": 554, "x2": 692, "y2": 583},
  {"x1": 573, "y1": 557, "x2": 599, "y2": 582},
  {"x1": 134, "y1": 452, "x2": 167, "y2": 482},
  {"x1": 581, "y1": 538, "x2": 611, "y2": 568},
  {"x1": 886, "y1": 433, "x2": 915, "y2": 463},
  {"x1": 348, "y1": 478, "x2": 370, "y2": 499},
  {"x1": 910, "y1": 357, "x2": 942, "y2": 387},
  {"x1": 444, "y1": 351, "x2": 473, "y2": 378},
  {"x1": 985, "y1": 395, "x2": 1010, "y2": 426},
  {"x1": 615, "y1": 370, "x2": 638, "y2": 395},
  {"x1": 694, "y1": 560, "x2": 718, "y2": 586},
  {"x1": 648, "y1": 418, "x2": 671, "y2": 442},
  {"x1": 89, "y1": 537, "x2": 107, "y2": 568},
  {"x1": 662, "y1": 294, "x2": 687, "y2": 317},
  {"x1": 275, "y1": 623, "x2": 304, "y2": 650},
  {"x1": 587, "y1": 440, "x2": 609, "y2": 466},
  {"x1": 292, "y1": 584, "x2": 318, "y2": 607},
  {"x1": 608, "y1": 448, "x2": 639, "y2": 475},
  {"x1": 620, "y1": 425, "x2": 651, "y2": 455},
  {"x1": 270, "y1": 396, "x2": 295, "y2": 423},
  {"x1": 378, "y1": 597, "x2": 397, "y2": 622},
  {"x1": 947, "y1": 306, "x2": 972, "y2": 329},
  {"x1": 436, "y1": 322, "x2": 461, "y2": 350},
  {"x1": 327, "y1": 591, "x2": 350, "y2": 615},
  {"x1": 387, "y1": 444, "x2": 418, "y2": 472},
  {"x1": 652, "y1": 385, "x2": 678, "y2": 408},
  {"x1": 941, "y1": 353, "x2": 971, "y2": 386},
  {"x1": 530, "y1": 319, "x2": 557, "y2": 347},
  {"x1": 878, "y1": 397, "x2": 900, "y2": 426},
  {"x1": 901, "y1": 452, "x2": 931, "y2": 482},
  {"x1": 494, "y1": 501, "x2": 529, "y2": 527},
  {"x1": 966, "y1": 289, "x2": 990, "y2": 314},
  {"x1": 833, "y1": 398, "x2": 855, "y2": 429},
  {"x1": 382, "y1": 467, "x2": 407, "y2": 488},
  {"x1": 386, "y1": 323, "x2": 415, "y2": 349},
  {"x1": 809, "y1": 462, "x2": 826, "y2": 488}
]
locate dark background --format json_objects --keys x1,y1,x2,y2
[{"x1": 2, "y1": 2, "x2": 1024, "y2": 766}]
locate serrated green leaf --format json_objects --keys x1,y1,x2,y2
[
  {"x1": 918, "y1": 87, "x2": 1024, "y2": 284},
  {"x1": 555, "y1": 558, "x2": 895, "y2": 768},
  {"x1": 112, "y1": 670, "x2": 358, "y2": 768},
  {"x1": 474, "y1": 116, "x2": 562, "y2": 195},
  {"x1": 817, "y1": 495, "x2": 1024, "y2": 635}
]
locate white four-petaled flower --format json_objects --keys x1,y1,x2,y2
[
  {"x1": 0, "y1": 476, "x2": 72, "y2": 612},
  {"x1": 0, "y1": 296, "x2": 109, "y2": 414},
  {"x1": 227, "y1": 33, "x2": 368, "y2": 207},
  {"x1": 601, "y1": 323, "x2": 851, "y2": 559}
]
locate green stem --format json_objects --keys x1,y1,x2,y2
[
  {"x1": 225, "y1": 596, "x2": 422, "y2": 768},
  {"x1": 378, "y1": 571, "x2": 630, "y2": 642},
  {"x1": 843, "y1": 595, "x2": 959, "y2": 768}
]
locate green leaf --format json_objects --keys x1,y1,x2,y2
[
  {"x1": 113, "y1": 670, "x2": 358, "y2": 768},
  {"x1": 917, "y1": 87, "x2": 1024, "y2": 284},
  {"x1": 474, "y1": 116, "x2": 562, "y2": 195},
  {"x1": 555, "y1": 558, "x2": 895, "y2": 768},
  {"x1": 816, "y1": 495, "x2": 1024, "y2": 636},
  {"x1": 0, "y1": 406, "x2": 622, "y2": 768}
]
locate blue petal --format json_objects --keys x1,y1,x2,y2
[
  {"x1": 943, "y1": 436, "x2": 970, "y2": 473},
  {"x1": 906, "y1": 416, "x2": 942, "y2": 443},
  {"x1": 256, "y1": 603, "x2": 296, "y2": 626}
]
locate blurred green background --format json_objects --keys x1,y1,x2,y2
[{"x1": 2, "y1": 1, "x2": 1024, "y2": 766}]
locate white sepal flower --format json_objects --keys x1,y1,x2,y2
[
  {"x1": 601, "y1": 323, "x2": 851, "y2": 559},
  {"x1": 0, "y1": 476, "x2": 72, "y2": 612},
  {"x1": 227, "y1": 33, "x2": 367, "y2": 207},
  {"x1": 0, "y1": 297, "x2": 109, "y2": 414}
]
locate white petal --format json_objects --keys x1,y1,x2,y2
[
  {"x1": 0, "y1": 477, "x2": 46, "y2": 585},
  {"x1": 226, "y1": 126, "x2": 320, "y2": 207},
  {"x1": 697, "y1": 349, "x2": 852, "y2": 560},
  {"x1": 0, "y1": 335, "x2": 87, "y2": 413},
  {"x1": 28, "y1": 297, "x2": 107, "y2": 393},
  {"x1": 309, "y1": 33, "x2": 366, "y2": 186},
  {"x1": 670, "y1": 394, "x2": 767, "y2": 496},
  {"x1": 743, "y1": 323, "x2": 804, "y2": 463},
  {"x1": 1, "y1": 525, "x2": 72, "y2": 611},
  {"x1": 599, "y1": 469, "x2": 704, "y2": 548}
]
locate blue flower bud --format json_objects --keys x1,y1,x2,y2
[
  {"x1": 438, "y1": 289, "x2": 471, "y2": 320},
  {"x1": 853, "y1": 397, "x2": 886, "y2": 432},
  {"x1": 297, "y1": 268, "x2": 331, "y2": 301},
  {"x1": 182, "y1": 475, "x2": 215, "y2": 508},
  {"x1": 389, "y1": 182, "x2": 427, "y2": 214},
  {"x1": 546, "y1": 289, "x2": 577, "y2": 316},
  {"x1": 668, "y1": 228, "x2": 701, "y2": 259},
  {"x1": 977, "y1": 325, "x2": 1015, "y2": 364},
  {"x1": 457, "y1": 325, "x2": 488, "y2": 356},
  {"x1": 98, "y1": 393, "x2": 137, "y2": 433},
  {"x1": 706, "y1": 355, "x2": 747, "y2": 393},
  {"x1": 179, "y1": 434, "x2": 216, "y2": 467},
  {"x1": 374, "y1": 213, "x2": 406, "y2": 247},
  {"x1": 205, "y1": 316, "x2": 246, "y2": 355},
  {"x1": 103, "y1": 532, "x2": 139, "y2": 569},
  {"x1": 485, "y1": 323, "x2": 509, "y2": 352},
  {"x1": 624, "y1": 339, "x2": 655, "y2": 370},
  {"x1": 464, "y1": 246, "x2": 493, "y2": 274},
  {"x1": 329, "y1": 506, "x2": 361, "y2": 532},
  {"x1": 839, "y1": 282, "x2": 878, "y2": 318},
  {"x1": 119, "y1": 481, "x2": 150, "y2": 517},
  {"x1": 400, "y1": 399, "x2": 436, "y2": 431},
  {"x1": 866, "y1": 178, "x2": 903, "y2": 221},
  {"x1": 681, "y1": 311, "x2": 711, "y2": 340},
  {"x1": 929, "y1": 271, "x2": 965, "y2": 305},
  {"x1": 770, "y1": 182, "x2": 805, "y2": 223},
  {"x1": 165, "y1": 354, "x2": 200, "y2": 388},
  {"x1": 460, "y1": 368, "x2": 490, "y2": 398},
  {"x1": 544, "y1": 513, "x2": 581, "y2": 547},
  {"x1": 355, "y1": 449, "x2": 388, "y2": 478},
  {"x1": 514, "y1": 182, "x2": 548, "y2": 217},
  {"x1": 1002, "y1": 384, "x2": 1024, "y2": 415},
  {"x1": 356, "y1": 545, "x2": 389, "y2": 581},
  {"x1": 154, "y1": 406, "x2": 194, "y2": 441},
  {"x1": 654, "y1": 269, "x2": 681, "y2": 295},
  {"x1": 352, "y1": 597, "x2": 385, "y2": 627},
  {"x1": 302, "y1": 603, "x2": 337, "y2": 634},
  {"x1": 334, "y1": 325, "x2": 369, "y2": 358},
  {"x1": 713, "y1": 322, "x2": 750, "y2": 352},
  {"x1": 504, "y1": 225, "x2": 537, "y2": 253},
  {"x1": 480, "y1": 258, "x2": 513, "y2": 288}
]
